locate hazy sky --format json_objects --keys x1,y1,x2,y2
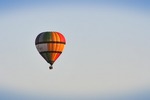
[{"x1": 0, "y1": 0, "x2": 150, "y2": 100}]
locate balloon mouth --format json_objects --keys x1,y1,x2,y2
[{"x1": 49, "y1": 62, "x2": 54, "y2": 70}]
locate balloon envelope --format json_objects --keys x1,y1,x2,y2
[{"x1": 35, "y1": 31, "x2": 66, "y2": 66}]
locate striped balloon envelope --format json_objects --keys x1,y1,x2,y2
[{"x1": 35, "y1": 31, "x2": 66, "y2": 70}]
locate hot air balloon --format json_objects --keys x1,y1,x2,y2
[{"x1": 35, "y1": 31, "x2": 66, "y2": 70}]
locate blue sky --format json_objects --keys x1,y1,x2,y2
[
  {"x1": 0, "y1": 0, "x2": 150, "y2": 11},
  {"x1": 0, "y1": 0, "x2": 150, "y2": 100}
]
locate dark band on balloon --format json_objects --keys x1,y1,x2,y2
[
  {"x1": 40, "y1": 51, "x2": 62, "y2": 54},
  {"x1": 35, "y1": 41, "x2": 66, "y2": 45}
]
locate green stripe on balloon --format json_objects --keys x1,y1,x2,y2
[
  {"x1": 41, "y1": 53, "x2": 48, "y2": 63},
  {"x1": 43, "y1": 32, "x2": 50, "y2": 42}
]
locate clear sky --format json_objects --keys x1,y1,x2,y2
[{"x1": 0, "y1": 0, "x2": 150, "y2": 100}]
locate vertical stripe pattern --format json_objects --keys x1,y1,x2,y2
[{"x1": 35, "y1": 32, "x2": 66, "y2": 65}]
